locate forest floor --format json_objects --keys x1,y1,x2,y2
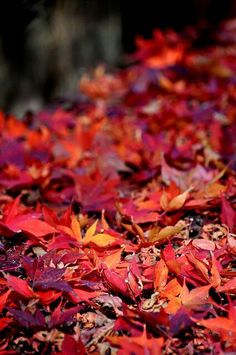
[{"x1": 0, "y1": 22, "x2": 236, "y2": 354}]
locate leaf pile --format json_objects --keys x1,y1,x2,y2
[{"x1": 1, "y1": 22, "x2": 236, "y2": 354}]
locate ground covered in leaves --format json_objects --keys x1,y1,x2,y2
[{"x1": 1, "y1": 22, "x2": 236, "y2": 355}]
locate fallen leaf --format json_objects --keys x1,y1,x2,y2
[
  {"x1": 154, "y1": 259, "x2": 168, "y2": 291},
  {"x1": 84, "y1": 233, "x2": 116, "y2": 247},
  {"x1": 192, "y1": 239, "x2": 215, "y2": 251},
  {"x1": 6, "y1": 275, "x2": 36, "y2": 299}
]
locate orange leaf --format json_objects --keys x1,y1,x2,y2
[
  {"x1": 154, "y1": 259, "x2": 168, "y2": 291},
  {"x1": 160, "y1": 278, "x2": 182, "y2": 300},
  {"x1": 217, "y1": 277, "x2": 236, "y2": 293},
  {"x1": 165, "y1": 298, "x2": 182, "y2": 315},
  {"x1": 181, "y1": 281, "x2": 210, "y2": 308},
  {"x1": 204, "y1": 182, "x2": 226, "y2": 198},
  {"x1": 57, "y1": 225, "x2": 74, "y2": 237},
  {"x1": 167, "y1": 188, "x2": 191, "y2": 212},
  {"x1": 104, "y1": 248, "x2": 123, "y2": 268},
  {"x1": 197, "y1": 317, "x2": 236, "y2": 342},
  {"x1": 186, "y1": 253, "x2": 210, "y2": 282},
  {"x1": 84, "y1": 233, "x2": 116, "y2": 247},
  {"x1": 71, "y1": 216, "x2": 82, "y2": 242},
  {"x1": 166, "y1": 259, "x2": 181, "y2": 275}
]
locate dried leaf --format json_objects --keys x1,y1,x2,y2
[
  {"x1": 192, "y1": 239, "x2": 215, "y2": 251},
  {"x1": 150, "y1": 221, "x2": 186, "y2": 244},
  {"x1": 167, "y1": 189, "x2": 190, "y2": 211}
]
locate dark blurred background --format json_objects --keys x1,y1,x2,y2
[{"x1": 0, "y1": 0, "x2": 235, "y2": 116}]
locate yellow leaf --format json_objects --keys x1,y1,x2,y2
[
  {"x1": 160, "y1": 191, "x2": 169, "y2": 210},
  {"x1": 84, "y1": 219, "x2": 98, "y2": 241},
  {"x1": 84, "y1": 233, "x2": 116, "y2": 247},
  {"x1": 71, "y1": 216, "x2": 82, "y2": 242},
  {"x1": 150, "y1": 221, "x2": 185, "y2": 243},
  {"x1": 167, "y1": 188, "x2": 191, "y2": 211},
  {"x1": 104, "y1": 248, "x2": 123, "y2": 268}
]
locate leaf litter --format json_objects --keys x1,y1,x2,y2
[{"x1": 1, "y1": 22, "x2": 236, "y2": 354}]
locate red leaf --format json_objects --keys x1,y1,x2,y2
[
  {"x1": 127, "y1": 259, "x2": 143, "y2": 299},
  {"x1": 101, "y1": 264, "x2": 128, "y2": 296},
  {"x1": 61, "y1": 335, "x2": 86, "y2": 355},
  {"x1": 221, "y1": 195, "x2": 236, "y2": 230},
  {"x1": 6, "y1": 275, "x2": 36, "y2": 299},
  {"x1": 7, "y1": 216, "x2": 56, "y2": 238},
  {"x1": 0, "y1": 317, "x2": 13, "y2": 331},
  {"x1": 0, "y1": 290, "x2": 11, "y2": 313},
  {"x1": 108, "y1": 327, "x2": 163, "y2": 354},
  {"x1": 49, "y1": 302, "x2": 81, "y2": 328}
]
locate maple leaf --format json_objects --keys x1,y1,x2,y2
[
  {"x1": 194, "y1": 301, "x2": 236, "y2": 345},
  {"x1": 107, "y1": 326, "x2": 163, "y2": 355},
  {"x1": 217, "y1": 277, "x2": 236, "y2": 293},
  {"x1": 192, "y1": 239, "x2": 215, "y2": 251},
  {"x1": 160, "y1": 186, "x2": 192, "y2": 212},
  {"x1": 101, "y1": 264, "x2": 128, "y2": 296},
  {"x1": 82, "y1": 219, "x2": 120, "y2": 247},
  {"x1": 0, "y1": 317, "x2": 13, "y2": 332},
  {"x1": 154, "y1": 259, "x2": 168, "y2": 292},
  {"x1": 70, "y1": 215, "x2": 82, "y2": 242},
  {"x1": 1, "y1": 20, "x2": 236, "y2": 354},
  {"x1": 126, "y1": 258, "x2": 143, "y2": 299},
  {"x1": 7, "y1": 308, "x2": 45, "y2": 328},
  {"x1": 0, "y1": 210, "x2": 56, "y2": 239},
  {"x1": 0, "y1": 290, "x2": 11, "y2": 313},
  {"x1": 181, "y1": 280, "x2": 211, "y2": 309},
  {"x1": 169, "y1": 307, "x2": 193, "y2": 336},
  {"x1": 221, "y1": 195, "x2": 236, "y2": 230},
  {"x1": 23, "y1": 258, "x2": 72, "y2": 293},
  {"x1": 49, "y1": 302, "x2": 81, "y2": 328},
  {"x1": 149, "y1": 220, "x2": 186, "y2": 244},
  {"x1": 57, "y1": 335, "x2": 86, "y2": 355},
  {"x1": 6, "y1": 275, "x2": 36, "y2": 299}
]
